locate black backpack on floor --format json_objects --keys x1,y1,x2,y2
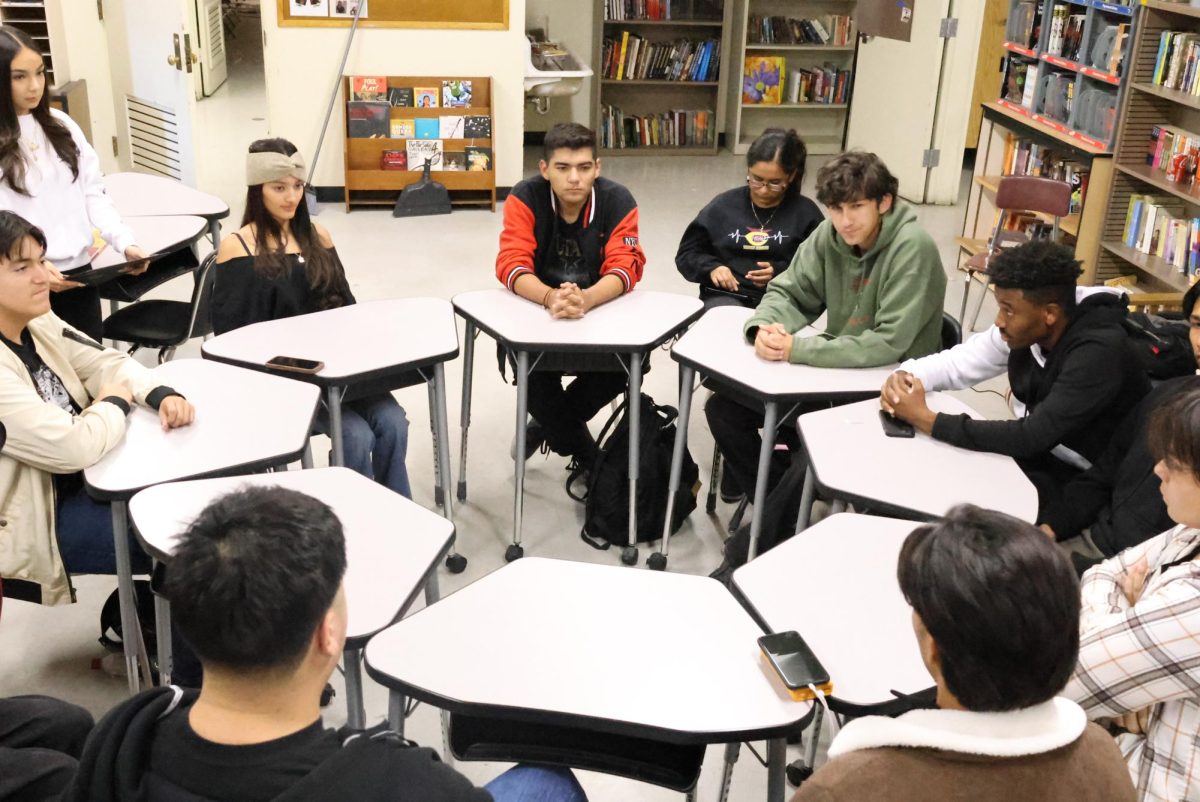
[{"x1": 578, "y1": 394, "x2": 699, "y2": 549}]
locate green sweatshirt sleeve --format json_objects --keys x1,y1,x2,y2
[
  {"x1": 743, "y1": 231, "x2": 826, "y2": 341},
  {"x1": 787, "y1": 236, "x2": 944, "y2": 368}
]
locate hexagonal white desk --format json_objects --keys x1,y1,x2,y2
[{"x1": 104, "y1": 172, "x2": 230, "y2": 248}]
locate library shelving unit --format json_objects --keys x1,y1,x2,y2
[
  {"x1": 726, "y1": 0, "x2": 857, "y2": 155},
  {"x1": 591, "y1": 1, "x2": 733, "y2": 155},
  {"x1": 0, "y1": 1, "x2": 56, "y2": 85},
  {"x1": 341, "y1": 75, "x2": 495, "y2": 212},
  {"x1": 1099, "y1": 0, "x2": 1200, "y2": 301}
]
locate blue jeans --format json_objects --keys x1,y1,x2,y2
[
  {"x1": 56, "y1": 483, "x2": 151, "y2": 575},
  {"x1": 315, "y1": 393, "x2": 411, "y2": 498},
  {"x1": 484, "y1": 765, "x2": 588, "y2": 802}
]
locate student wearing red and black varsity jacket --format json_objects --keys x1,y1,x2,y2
[{"x1": 494, "y1": 123, "x2": 645, "y2": 493}]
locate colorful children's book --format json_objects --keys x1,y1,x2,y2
[
  {"x1": 406, "y1": 139, "x2": 443, "y2": 170},
  {"x1": 742, "y1": 57, "x2": 784, "y2": 104},
  {"x1": 465, "y1": 146, "x2": 492, "y2": 171},
  {"x1": 464, "y1": 115, "x2": 491, "y2": 138},
  {"x1": 442, "y1": 151, "x2": 466, "y2": 171},
  {"x1": 414, "y1": 87, "x2": 439, "y2": 108},
  {"x1": 439, "y1": 115, "x2": 465, "y2": 138},
  {"x1": 388, "y1": 87, "x2": 414, "y2": 107},
  {"x1": 414, "y1": 118, "x2": 439, "y2": 139},
  {"x1": 350, "y1": 76, "x2": 387, "y2": 102},
  {"x1": 442, "y1": 80, "x2": 473, "y2": 108},
  {"x1": 346, "y1": 101, "x2": 389, "y2": 138},
  {"x1": 391, "y1": 118, "x2": 415, "y2": 139}
]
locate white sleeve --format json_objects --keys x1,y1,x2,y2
[
  {"x1": 53, "y1": 110, "x2": 136, "y2": 255},
  {"x1": 899, "y1": 326, "x2": 1010, "y2": 391}
]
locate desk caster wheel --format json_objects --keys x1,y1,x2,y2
[
  {"x1": 434, "y1": 486, "x2": 445, "y2": 507},
  {"x1": 445, "y1": 553, "x2": 467, "y2": 573},
  {"x1": 621, "y1": 546, "x2": 638, "y2": 566},
  {"x1": 787, "y1": 761, "x2": 813, "y2": 788},
  {"x1": 647, "y1": 552, "x2": 667, "y2": 571},
  {"x1": 456, "y1": 481, "x2": 467, "y2": 502},
  {"x1": 505, "y1": 544, "x2": 524, "y2": 562}
]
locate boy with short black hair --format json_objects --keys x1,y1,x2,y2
[{"x1": 495, "y1": 122, "x2": 645, "y2": 490}]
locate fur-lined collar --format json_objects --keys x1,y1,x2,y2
[{"x1": 828, "y1": 697, "x2": 1086, "y2": 759}]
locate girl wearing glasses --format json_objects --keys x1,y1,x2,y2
[{"x1": 675, "y1": 128, "x2": 822, "y2": 309}]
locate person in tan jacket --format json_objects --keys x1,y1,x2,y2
[
  {"x1": 793, "y1": 505, "x2": 1135, "y2": 802},
  {"x1": 0, "y1": 211, "x2": 193, "y2": 605}
]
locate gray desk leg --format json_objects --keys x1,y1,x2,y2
[
  {"x1": 457, "y1": 322, "x2": 475, "y2": 502},
  {"x1": 433, "y1": 363, "x2": 455, "y2": 526},
  {"x1": 154, "y1": 580, "x2": 173, "y2": 686},
  {"x1": 795, "y1": 465, "x2": 815, "y2": 534},
  {"x1": 766, "y1": 737, "x2": 787, "y2": 802},
  {"x1": 621, "y1": 352, "x2": 642, "y2": 566},
  {"x1": 718, "y1": 742, "x2": 740, "y2": 802},
  {"x1": 508, "y1": 351, "x2": 530, "y2": 562},
  {"x1": 301, "y1": 442, "x2": 313, "y2": 470},
  {"x1": 650, "y1": 365, "x2": 695, "y2": 571},
  {"x1": 206, "y1": 218, "x2": 221, "y2": 250},
  {"x1": 111, "y1": 501, "x2": 143, "y2": 695},
  {"x1": 747, "y1": 402, "x2": 780, "y2": 562},
  {"x1": 326, "y1": 386, "x2": 345, "y2": 467},
  {"x1": 344, "y1": 647, "x2": 365, "y2": 730},
  {"x1": 388, "y1": 690, "x2": 405, "y2": 735},
  {"x1": 427, "y1": 380, "x2": 443, "y2": 508}
]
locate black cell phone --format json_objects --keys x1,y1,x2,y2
[
  {"x1": 758, "y1": 631, "x2": 832, "y2": 699},
  {"x1": 266, "y1": 356, "x2": 324, "y2": 374},
  {"x1": 879, "y1": 410, "x2": 915, "y2": 438},
  {"x1": 706, "y1": 285, "x2": 749, "y2": 300}
]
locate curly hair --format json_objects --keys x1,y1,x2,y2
[
  {"x1": 986, "y1": 239, "x2": 1082, "y2": 310},
  {"x1": 815, "y1": 151, "x2": 898, "y2": 207}
]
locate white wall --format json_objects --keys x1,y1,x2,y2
[
  {"x1": 261, "y1": 0, "x2": 528, "y2": 189},
  {"x1": 45, "y1": 0, "x2": 121, "y2": 173},
  {"x1": 523, "y1": 0, "x2": 593, "y2": 133}
]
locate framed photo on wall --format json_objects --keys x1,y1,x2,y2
[
  {"x1": 330, "y1": 0, "x2": 368, "y2": 18},
  {"x1": 289, "y1": 0, "x2": 329, "y2": 17}
]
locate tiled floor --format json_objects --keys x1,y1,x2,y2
[{"x1": 0, "y1": 13, "x2": 1011, "y2": 801}]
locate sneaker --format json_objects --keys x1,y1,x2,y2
[
  {"x1": 510, "y1": 421, "x2": 548, "y2": 461},
  {"x1": 565, "y1": 456, "x2": 591, "y2": 502}
]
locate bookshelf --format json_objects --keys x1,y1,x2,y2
[
  {"x1": 342, "y1": 76, "x2": 495, "y2": 212},
  {"x1": 591, "y1": 1, "x2": 732, "y2": 155},
  {"x1": 726, "y1": 0, "x2": 857, "y2": 156},
  {"x1": 1099, "y1": 0, "x2": 1200, "y2": 298},
  {"x1": 0, "y1": 1, "x2": 56, "y2": 86}
]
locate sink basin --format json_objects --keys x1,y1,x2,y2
[{"x1": 525, "y1": 38, "x2": 592, "y2": 98}]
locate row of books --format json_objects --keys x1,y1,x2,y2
[
  {"x1": 1152, "y1": 30, "x2": 1200, "y2": 96},
  {"x1": 601, "y1": 34, "x2": 720, "y2": 82},
  {"x1": 1000, "y1": 134, "x2": 1090, "y2": 214},
  {"x1": 598, "y1": 104, "x2": 715, "y2": 150},
  {"x1": 1122, "y1": 195, "x2": 1200, "y2": 277},
  {"x1": 1044, "y1": 5, "x2": 1085, "y2": 62},
  {"x1": 347, "y1": 105, "x2": 491, "y2": 140},
  {"x1": 786, "y1": 66, "x2": 851, "y2": 105},
  {"x1": 385, "y1": 142, "x2": 492, "y2": 172},
  {"x1": 1002, "y1": 60, "x2": 1038, "y2": 109},
  {"x1": 349, "y1": 77, "x2": 474, "y2": 109},
  {"x1": 603, "y1": 0, "x2": 719, "y2": 22},
  {"x1": 747, "y1": 14, "x2": 853, "y2": 47},
  {"x1": 1147, "y1": 124, "x2": 1200, "y2": 187}
]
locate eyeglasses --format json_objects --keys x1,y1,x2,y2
[{"x1": 746, "y1": 175, "x2": 788, "y2": 192}]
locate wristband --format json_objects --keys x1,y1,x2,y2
[{"x1": 542, "y1": 289, "x2": 552, "y2": 308}]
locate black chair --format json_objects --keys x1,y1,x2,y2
[
  {"x1": 102, "y1": 252, "x2": 217, "y2": 363},
  {"x1": 941, "y1": 310, "x2": 962, "y2": 350}
]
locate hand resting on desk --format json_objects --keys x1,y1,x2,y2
[{"x1": 879, "y1": 370, "x2": 937, "y2": 435}]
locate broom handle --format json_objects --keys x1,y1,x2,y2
[{"x1": 307, "y1": 1, "x2": 365, "y2": 187}]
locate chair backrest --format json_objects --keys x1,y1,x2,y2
[
  {"x1": 940, "y1": 312, "x2": 962, "y2": 351},
  {"x1": 994, "y1": 175, "x2": 1073, "y2": 218},
  {"x1": 184, "y1": 252, "x2": 218, "y2": 341}
]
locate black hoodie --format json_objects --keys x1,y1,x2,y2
[
  {"x1": 65, "y1": 687, "x2": 492, "y2": 802},
  {"x1": 931, "y1": 292, "x2": 1150, "y2": 464}
]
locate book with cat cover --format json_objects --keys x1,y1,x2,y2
[
  {"x1": 350, "y1": 76, "x2": 387, "y2": 102},
  {"x1": 390, "y1": 118, "x2": 415, "y2": 138},
  {"x1": 414, "y1": 87, "x2": 439, "y2": 108},
  {"x1": 347, "y1": 101, "x2": 390, "y2": 138},
  {"x1": 465, "y1": 146, "x2": 492, "y2": 171},
  {"x1": 388, "y1": 87, "x2": 414, "y2": 107},
  {"x1": 442, "y1": 80, "x2": 472, "y2": 108},
  {"x1": 414, "y1": 118, "x2": 439, "y2": 139},
  {"x1": 464, "y1": 115, "x2": 491, "y2": 138},
  {"x1": 439, "y1": 115, "x2": 464, "y2": 138},
  {"x1": 406, "y1": 139, "x2": 443, "y2": 170},
  {"x1": 442, "y1": 151, "x2": 466, "y2": 171}
]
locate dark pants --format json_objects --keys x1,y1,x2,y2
[
  {"x1": 0, "y1": 696, "x2": 93, "y2": 802},
  {"x1": 50, "y1": 269, "x2": 103, "y2": 342},
  {"x1": 56, "y1": 483, "x2": 152, "y2": 576},
  {"x1": 528, "y1": 371, "x2": 627, "y2": 459},
  {"x1": 1018, "y1": 454, "x2": 1082, "y2": 524}
]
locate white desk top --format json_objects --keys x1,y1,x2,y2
[
  {"x1": 733, "y1": 513, "x2": 933, "y2": 706},
  {"x1": 453, "y1": 289, "x2": 703, "y2": 352},
  {"x1": 129, "y1": 468, "x2": 454, "y2": 643},
  {"x1": 104, "y1": 172, "x2": 230, "y2": 221},
  {"x1": 798, "y1": 395, "x2": 1039, "y2": 522},
  {"x1": 365, "y1": 558, "x2": 811, "y2": 742},
  {"x1": 671, "y1": 306, "x2": 898, "y2": 400},
  {"x1": 91, "y1": 215, "x2": 208, "y2": 269},
  {"x1": 202, "y1": 298, "x2": 459, "y2": 385},
  {"x1": 84, "y1": 359, "x2": 320, "y2": 500}
]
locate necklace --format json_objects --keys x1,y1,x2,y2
[
  {"x1": 279, "y1": 232, "x2": 304, "y2": 264},
  {"x1": 750, "y1": 199, "x2": 779, "y2": 230}
]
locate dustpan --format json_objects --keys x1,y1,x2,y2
[{"x1": 393, "y1": 157, "x2": 452, "y2": 218}]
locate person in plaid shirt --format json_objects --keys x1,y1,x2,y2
[{"x1": 1066, "y1": 386, "x2": 1200, "y2": 801}]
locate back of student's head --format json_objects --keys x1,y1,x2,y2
[
  {"x1": 746, "y1": 128, "x2": 807, "y2": 196},
  {"x1": 986, "y1": 240, "x2": 1081, "y2": 312},
  {"x1": 1149, "y1": 386, "x2": 1200, "y2": 485},
  {"x1": 1184, "y1": 279, "x2": 1200, "y2": 320},
  {"x1": 897, "y1": 505, "x2": 1080, "y2": 712},
  {"x1": 0, "y1": 210, "x2": 44, "y2": 261},
  {"x1": 165, "y1": 486, "x2": 347, "y2": 675},
  {"x1": 543, "y1": 122, "x2": 596, "y2": 161},
  {"x1": 815, "y1": 151, "x2": 898, "y2": 207}
]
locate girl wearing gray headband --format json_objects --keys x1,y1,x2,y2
[{"x1": 211, "y1": 137, "x2": 412, "y2": 498}]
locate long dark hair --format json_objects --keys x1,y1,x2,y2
[
  {"x1": 746, "y1": 128, "x2": 807, "y2": 199},
  {"x1": 241, "y1": 137, "x2": 344, "y2": 309},
  {"x1": 0, "y1": 27, "x2": 79, "y2": 196}
]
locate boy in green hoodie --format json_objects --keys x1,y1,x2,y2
[{"x1": 708, "y1": 151, "x2": 946, "y2": 521}]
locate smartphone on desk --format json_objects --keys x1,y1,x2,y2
[
  {"x1": 758, "y1": 631, "x2": 832, "y2": 701},
  {"x1": 266, "y1": 356, "x2": 324, "y2": 375},
  {"x1": 879, "y1": 410, "x2": 915, "y2": 438}
]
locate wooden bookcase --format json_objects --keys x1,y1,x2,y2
[
  {"x1": 0, "y1": 1, "x2": 56, "y2": 85},
  {"x1": 342, "y1": 75, "x2": 495, "y2": 212},
  {"x1": 959, "y1": 101, "x2": 1114, "y2": 288},
  {"x1": 1097, "y1": 0, "x2": 1200, "y2": 301},
  {"x1": 726, "y1": 0, "x2": 857, "y2": 156},
  {"x1": 590, "y1": 1, "x2": 733, "y2": 155}
]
